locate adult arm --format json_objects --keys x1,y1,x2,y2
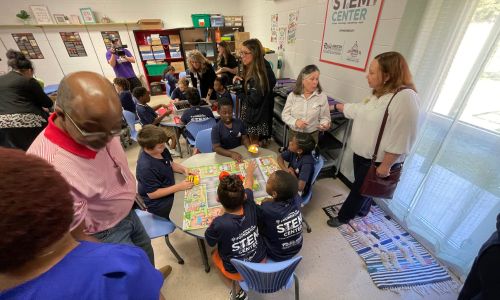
[
  {"x1": 107, "y1": 50, "x2": 117, "y2": 67},
  {"x1": 204, "y1": 64, "x2": 217, "y2": 100},
  {"x1": 318, "y1": 94, "x2": 332, "y2": 131},
  {"x1": 377, "y1": 90, "x2": 420, "y2": 176},
  {"x1": 281, "y1": 93, "x2": 300, "y2": 129},
  {"x1": 27, "y1": 78, "x2": 53, "y2": 109},
  {"x1": 122, "y1": 49, "x2": 136, "y2": 63}
]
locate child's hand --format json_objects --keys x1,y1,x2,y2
[
  {"x1": 185, "y1": 168, "x2": 198, "y2": 176},
  {"x1": 233, "y1": 76, "x2": 243, "y2": 83},
  {"x1": 178, "y1": 180, "x2": 194, "y2": 191},
  {"x1": 230, "y1": 152, "x2": 243, "y2": 163},
  {"x1": 246, "y1": 160, "x2": 256, "y2": 175}
]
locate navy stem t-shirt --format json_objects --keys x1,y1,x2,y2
[
  {"x1": 170, "y1": 87, "x2": 187, "y2": 101},
  {"x1": 119, "y1": 91, "x2": 136, "y2": 114},
  {"x1": 281, "y1": 150, "x2": 315, "y2": 195},
  {"x1": 136, "y1": 103, "x2": 157, "y2": 125},
  {"x1": 211, "y1": 118, "x2": 246, "y2": 150},
  {"x1": 136, "y1": 149, "x2": 175, "y2": 214},
  {"x1": 205, "y1": 189, "x2": 266, "y2": 273},
  {"x1": 180, "y1": 106, "x2": 214, "y2": 125},
  {"x1": 260, "y1": 196, "x2": 303, "y2": 261}
]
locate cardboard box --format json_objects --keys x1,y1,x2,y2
[
  {"x1": 170, "y1": 61, "x2": 185, "y2": 72},
  {"x1": 137, "y1": 19, "x2": 163, "y2": 30},
  {"x1": 234, "y1": 32, "x2": 250, "y2": 51}
]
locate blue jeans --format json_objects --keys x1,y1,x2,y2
[{"x1": 92, "y1": 210, "x2": 154, "y2": 265}]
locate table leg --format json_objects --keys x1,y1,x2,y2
[
  {"x1": 175, "y1": 127, "x2": 183, "y2": 158},
  {"x1": 197, "y1": 238, "x2": 210, "y2": 273}
]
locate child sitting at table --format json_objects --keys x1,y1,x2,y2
[
  {"x1": 162, "y1": 65, "x2": 177, "y2": 96},
  {"x1": 277, "y1": 132, "x2": 316, "y2": 196},
  {"x1": 113, "y1": 77, "x2": 136, "y2": 115},
  {"x1": 213, "y1": 76, "x2": 231, "y2": 104},
  {"x1": 205, "y1": 161, "x2": 266, "y2": 300},
  {"x1": 180, "y1": 87, "x2": 215, "y2": 141},
  {"x1": 134, "y1": 87, "x2": 179, "y2": 156},
  {"x1": 260, "y1": 170, "x2": 303, "y2": 261},
  {"x1": 136, "y1": 125, "x2": 194, "y2": 219},
  {"x1": 170, "y1": 77, "x2": 189, "y2": 101},
  {"x1": 211, "y1": 96, "x2": 250, "y2": 162}
]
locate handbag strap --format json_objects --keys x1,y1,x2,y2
[{"x1": 371, "y1": 86, "x2": 408, "y2": 162}]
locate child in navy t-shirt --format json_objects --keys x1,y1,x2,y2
[
  {"x1": 181, "y1": 87, "x2": 215, "y2": 140},
  {"x1": 205, "y1": 162, "x2": 266, "y2": 299},
  {"x1": 211, "y1": 96, "x2": 250, "y2": 162},
  {"x1": 213, "y1": 76, "x2": 232, "y2": 104},
  {"x1": 170, "y1": 77, "x2": 189, "y2": 101},
  {"x1": 277, "y1": 132, "x2": 316, "y2": 195},
  {"x1": 136, "y1": 125, "x2": 194, "y2": 219},
  {"x1": 162, "y1": 65, "x2": 177, "y2": 96},
  {"x1": 260, "y1": 170, "x2": 303, "y2": 261}
]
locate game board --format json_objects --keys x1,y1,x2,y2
[{"x1": 182, "y1": 155, "x2": 280, "y2": 230}]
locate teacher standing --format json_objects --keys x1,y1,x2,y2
[
  {"x1": 327, "y1": 51, "x2": 420, "y2": 227},
  {"x1": 187, "y1": 50, "x2": 217, "y2": 102},
  {"x1": 281, "y1": 64, "x2": 331, "y2": 144}
]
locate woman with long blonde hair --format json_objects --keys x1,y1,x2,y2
[{"x1": 187, "y1": 50, "x2": 217, "y2": 101}]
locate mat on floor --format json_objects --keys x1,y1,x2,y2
[{"x1": 335, "y1": 206, "x2": 458, "y2": 295}]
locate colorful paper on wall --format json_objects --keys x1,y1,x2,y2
[
  {"x1": 60, "y1": 32, "x2": 87, "y2": 57},
  {"x1": 287, "y1": 10, "x2": 298, "y2": 44},
  {"x1": 271, "y1": 14, "x2": 278, "y2": 43},
  {"x1": 12, "y1": 33, "x2": 44, "y2": 59}
]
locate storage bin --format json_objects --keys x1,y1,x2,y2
[
  {"x1": 137, "y1": 19, "x2": 163, "y2": 30},
  {"x1": 224, "y1": 16, "x2": 243, "y2": 27},
  {"x1": 191, "y1": 14, "x2": 211, "y2": 28},
  {"x1": 150, "y1": 82, "x2": 163, "y2": 96},
  {"x1": 210, "y1": 15, "x2": 224, "y2": 27},
  {"x1": 145, "y1": 63, "x2": 168, "y2": 76}
]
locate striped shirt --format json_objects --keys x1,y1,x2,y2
[{"x1": 27, "y1": 113, "x2": 136, "y2": 234}]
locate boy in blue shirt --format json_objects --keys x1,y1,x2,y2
[
  {"x1": 260, "y1": 170, "x2": 303, "y2": 261},
  {"x1": 113, "y1": 77, "x2": 136, "y2": 115},
  {"x1": 133, "y1": 87, "x2": 180, "y2": 157},
  {"x1": 277, "y1": 132, "x2": 316, "y2": 195},
  {"x1": 162, "y1": 65, "x2": 177, "y2": 96},
  {"x1": 136, "y1": 125, "x2": 194, "y2": 219},
  {"x1": 181, "y1": 87, "x2": 215, "y2": 142},
  {"x1": 205, "y1": 162, "x2": 266, "y2": 300},
  {"x1": 213, "y1": 76, "x2": 231, "y2": 103},
  {"x1": 170, "y1": 77, "x2": 189, "y2": 101},
  {"x1": 211, "y1": 96, "x2": 250, "y2": 162}
]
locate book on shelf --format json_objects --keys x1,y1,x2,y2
[
  {"x1": 139, "y1": 45, "x2": 154, "y2": 61},
  {"x1": 169, "y1": 44, "x2": 181, "y2": 58},
  {"x1": 170, "y1": 61, "x2": 185, "y2": 72},
  {"x1": 152, "y1": 45, "x2": 166, "y2": 60},
  {"x1": 169, "y1": 34, "x2": 181, "y2": 44},
  {"x1": 160, "y1": 35, "x2": 170, "y2": 45}
]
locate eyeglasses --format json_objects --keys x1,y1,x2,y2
[
  {"x1": 62, "y1": 109, "x2": 121, "y2": 140},
  {"x1": 240, "y1": 51, "x2": 252, "y2": 57}
]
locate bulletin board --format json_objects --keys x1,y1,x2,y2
[
  {"x1": 320, "y1": 0, "x2": 384, "y2": 71},
  {"x1": 101, "y1": 31, "x2": 121, "y2": 49},
  {"x1": 60, "y1": 32, "x2": 87, "y2": 57},
  {"x1": 12, "y1": 33, "x2": 44, "y2": 59}
]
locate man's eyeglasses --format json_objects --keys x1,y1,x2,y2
[{"x1": 62, "y1": 110, "x2": 121, "y2": 140}]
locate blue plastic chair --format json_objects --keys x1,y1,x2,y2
[
  {"x1": 300, "y1": 155, "x2": 324, "y2": 233},
  {"x1": 195, "y1": 128, "x2": 213, "y2": 153},
  {"x1": 122, "y1": 110, "x2": 138, "y2": 141},
  {"x1": 185, "y1": 118, "x2": 216, "y2": 155},
  {"x1": 230, "y1": 256, "x2": 302, "y2": 300},
  {"x1": 134, "y1": 208, "x2": 184, "y2": 265}
]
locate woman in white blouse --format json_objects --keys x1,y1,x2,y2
[
  {"x1": 327, "y1": 51, "x2": 420, "y2": 227},
  {"x1": 281, "y1": 64, "x2": 331, "y2": 143}
]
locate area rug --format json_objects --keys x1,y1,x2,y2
[{"x1": 328, "y1": 205, "x2": 459, "y2": 295}]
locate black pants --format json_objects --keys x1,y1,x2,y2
[
  {"x1": 0, "y1": 127, "x2": 45, "y2": 151},
  {"x1": 337, "y1": 153, "x2": 373, "y2": 223},
  {"x1": 127, "y1": 77, "x2": 142, "y2": 92},
  {"x1": 147, "y1": 198, "x2": 174, "y2": 220}
]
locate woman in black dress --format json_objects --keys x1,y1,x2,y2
[
  {"x1": 215, "y1": 41, "x2": 238, "y2": 85},
  {"x1": 187, "y1": 50, "x2": 217, "y2": 102},
  {"x1": 0, "y1": 50, "x2": 53, "y2": 150},
  {"x1": 233, "y1": 39, "x2": 274, "y2": 145}
]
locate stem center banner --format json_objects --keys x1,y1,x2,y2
[{"x1": 320, "y1": 0, "x2": 384, "y2": 71}]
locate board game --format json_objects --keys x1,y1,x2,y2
[{"x1": 182, "y1": 155, "x2": 280, "y2": 230}]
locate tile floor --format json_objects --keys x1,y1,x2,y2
[{"x1": 123, "y1": 95, "x2": 459, "y2": 300}]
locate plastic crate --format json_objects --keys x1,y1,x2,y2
[
  {"x1": 210, "y1": 15, "x2": 224, "y2": 27},
  {"x1": 191, "y1": 14, "x2": 211, "y2": 28},
  {"x1": 145, "y1": 63, "x2": 168, "y2": 76}
]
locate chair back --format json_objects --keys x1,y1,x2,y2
[
  {"x1": 179, "y1": 71, "x2": 187, "y2": 78},
  {"x1": 230, "y1": 256, "x2": 302, "y2": 294},
  {"x1": 123, "y1": 110, "x2": 138, "y2": 140},
  {"x1": 164, "y1": 81, "x2": 171, "y2": 96},
  {"x1": 185, "y1": 118, "x2": 217, "y2": 145},
  {"x1": 134, "y1": 209, "x2": 176, "y2": 239},
  {"x1": 195, "y1": 128, "x2": 213, "y2": 153},
  {"x1": 301, "y1": 155, "x2": 324, "y2": 206}
]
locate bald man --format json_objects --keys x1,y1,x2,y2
[{"x1": 27, "y1": 71, "x2": 156, "y2": 264}]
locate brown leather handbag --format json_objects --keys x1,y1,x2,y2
[{"x1": 360, "y1": 87, "x2": 408, "y2": 199}]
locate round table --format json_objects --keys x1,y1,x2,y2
[{"x1": 170, "y1": 145, "x2": 277, "y2": 272}]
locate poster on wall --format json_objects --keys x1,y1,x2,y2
[
  {"x1": 60, "y1": 32, "x2": 87, "y2": 57},
  {"x1": 287, "y1": 10, "x2": 298, "y2": 44},
  {"x1": 278, "y1": 27, "x2": 286, "y2": 51},
  {"x1": 320, "y1": 0, "x2": 384, "y2": 71},
  {"x1": 12, "y1": 33, "x2": 44, "y2": 59},
  {"x1": 271, "y1": 14, "x2": 278, "y2": 43},
  {"x1": 101, "y1": 31, "x2": 121, "y2": 49}
]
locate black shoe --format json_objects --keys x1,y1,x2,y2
[
  {"x1": 327, "y1": 217, "x2": 344, "y2": 228},
  {"x1": 229, "y1": 289, "x2": 248, "y2": 300}
]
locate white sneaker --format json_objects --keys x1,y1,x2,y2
[{"x1": 169, "y1": 149, "x2": 180, "y2": 157}]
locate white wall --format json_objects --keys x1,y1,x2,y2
[{"x1": 241, "y1": 0, "x2": 409, "y2": 178}]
